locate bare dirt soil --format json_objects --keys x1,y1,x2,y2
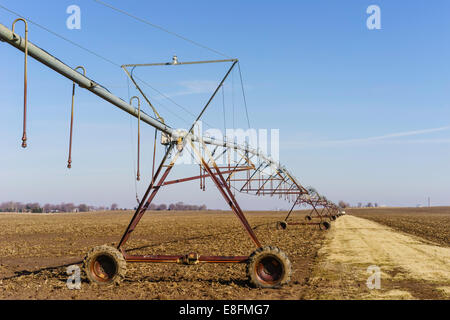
[
  {"x1": 0, "y1": 208, "x2": 448, "y2": 300},
  {"x1": 349, "y1": 207, "x2": 450, "y2": 246},
  {"x1": 0, "y1": 210, "x2": 325, "y2": 300},
  {"x1": 306, "y1": 214, "x2": 450, "y2": 300}
]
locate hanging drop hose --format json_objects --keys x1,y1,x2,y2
[
  {"x1": 152, "y1": 128, "x2": 157, "y2": 184},
  {"x1": 12, "y1": 18, "x2": 28, "y2": 148},
  {"x1": 130, "y1": 96, "x2": 141, "y2": 181},
  {"x1": 67, "y1": 66, "x2": 86, "y2": 169},
  {"x1": 125, "y1": 77, "x2": 140, "y2": 203},
  {"x1": 199, "y1": 164, "x2": 203, "y2": 190}
]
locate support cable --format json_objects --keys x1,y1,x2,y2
[
  {"x1": 238, "y1": 62, "x2": 251, "y2": 129},
  {"x1": 0, "y1": 5, "x2": 119, "y2": 67},
  {"x1": 92, "y1": 0, "x2": 231, "y2": 59},
  {"x1": 0, "y1": 5, "x2": 203, "y2": 128}
]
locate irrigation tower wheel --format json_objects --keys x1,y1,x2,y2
[
  {"x1": 305, "y1": 215, "x2": 312, "y2": 221},
  {"x1": 276, "y1": 221, "x2": 288, "y2": 230},
  {"x1": 331, "y1": 215, "x2": 337, "y2": 221},
  {"x1": 319, "y1": 221, "x2": 331, "y2": 230},
  {"x1": 246, "y1": 246, "x2": 291, "y2": 288},
  {"x1": 83, "y1": 245, "x2": 126, "y2": 285}
]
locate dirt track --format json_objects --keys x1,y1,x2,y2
[{"x1": 307, "y1": 215, "x2": 450, "y2": 299}]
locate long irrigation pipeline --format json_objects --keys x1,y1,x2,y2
[{"x1": 0, "y1": 13, "x2": 344, "y2": 288}]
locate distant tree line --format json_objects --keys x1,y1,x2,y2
[
  {"x1": 0, "y1": 201, "x2": 112, "y2": 213},
  {"x1": 357, "y1": 202, "x2": 378, "y2": 208},
  {"x1": 1, "y1": 201, "x2": 208, "y2": 213},
  {"x1": 168, "y1": 202, "x2": 207, "y2": 211},
  {"x1": 143, "y1": 202, "x2": 207, "y2": 211},
  {"x1": 338, "y1": 201, "x2": 351, "y2": 208},
  {"x1": 338, "y1": 201, "x2": 379, "y2": 208}
]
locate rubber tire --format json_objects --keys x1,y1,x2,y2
[
  {"x1": 276, "y1": 221, "x2": 288, "y2": 230},
  {"x1": 246, "y1": 246, "x2": 291, "y2": 289},
  {"x1": 83, "y1": 245, "x2": 126, "y2": 285},
  {"x1": 305, "y1": 215, "x2": 312, "y2": 221},
  {"x1": 319, "y1": 221, "x2": 331, "y2": 230},
  {"x1": 331, "y1": 215, "x2": 337, "y2": 221}
]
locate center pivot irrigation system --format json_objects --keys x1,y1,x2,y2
[{"x1": 0, "y1": 19, "x2": 345, "y2": 288}]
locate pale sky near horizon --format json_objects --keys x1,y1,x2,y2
[{"x1": 0, "y1": 0, "x2": 449, "y2": 209}]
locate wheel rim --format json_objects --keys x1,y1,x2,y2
[
  {"x1": 254, "y1": 255, "x2": 284, "y2": 285},
  {"x1": 320, "y1": 221, "x2": 330, "y2": 230},
  {"x1": 277, "y1": 222, "x2": 287, "y2": 230},
  {"x1": 89, "y1": 254, "x2": 118, "y2": 283}
]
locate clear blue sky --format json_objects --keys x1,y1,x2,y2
[{"x1": 0, "y1": 0, "x2": 449, "y2": 209}]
